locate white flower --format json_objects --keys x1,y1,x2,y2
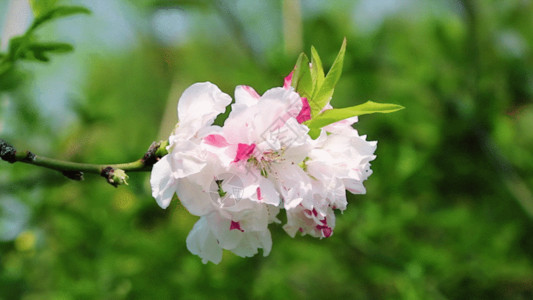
[
  {"x1": 283, "y1": 204, "x2": 335, "y2": 239},
  {"x1": 309, "y1": 117, "x2": 377, "y2": 198},
  {"x1": 149, "y1": 78, "x2": 378, "y2": 263},
  {"x1": 186, "y1": 204, "x2": 279, "y2": 264},
  {"x1": 181, "y1": 84, "x2": 315, "y2": 263},
  {"x1": 221, "y1": 85, "x2": 315, "y2": 207},
  {"x1": 150, "y1": 82, "x2": 231, "y2": 209}
]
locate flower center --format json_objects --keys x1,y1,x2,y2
[{"x1": 246, "y1": 148, "x2": 286, "y2": 177}]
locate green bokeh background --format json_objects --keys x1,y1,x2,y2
[{"x1": 1, "y1": 0, "x2": 533, "y2": 299}]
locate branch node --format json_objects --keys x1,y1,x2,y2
[
  {"x1": 23, "y1": 151, "x2": 36, "y2": 162},
  {"x1": 142, "y1": 140, "x2": 168, "y2": 166},
  {"x1": 101, "y1": 166, "x2": 117, "y2": 187},
  {"x1": 62, "y1": 170, "x2": 84, "y2": 181},
  {"x1": 0, "y1": 139, "x2": 17, "y2": 163},
  {"x1": 100, "y1": 166, "x2": 128, "y2": 187}
]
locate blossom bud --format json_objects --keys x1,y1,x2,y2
[
  {"x1": 101, "y1": 167, "x2": 129, "y2": 187},
  {"x1": 110, "y1": 169, "x2": 129, "y2": 186}
]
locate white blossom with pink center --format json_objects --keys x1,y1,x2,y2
[{"x1": 150, "y1": 74, "x2": 378, "y2": 264}]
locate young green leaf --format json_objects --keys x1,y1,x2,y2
[
  {"x1": 306, "y1": 100, "x2": 405, "y2": 129},
  {"x1": 308, "y1": 38, "x2": 347, "y2": 116},
  {"x1": 290, "y1": 53, "x2": 313, "y2": 98},
  {"x1": 310, "y1": 46, "x2": 325, "y2": 94},
  {"x1": 32, "y1": 51, "x2": 50, "y2": 62},
  {"x1": 24, "y1": 43, "x2": 73, "y2": 62},
  {"x1": 7, "y1": 36, "x2": 27, "y2": 61},
  {"x1": 29, "y1": 42, "x2": 74, "y2": 53},
  {"x1": 308, "y1": 127, "x2": 321, "y2": 139},
  {"x1": 29, "y1": 6, "x2": 91, "y2": 32},
  {"x1": 30, "y1": 0, "x2": 60, "y2": 17}
]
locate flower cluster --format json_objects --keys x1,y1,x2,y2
[
  {"x1": 150, "y1": 73, "x2": 377, "y2": 264},
  {"x1": 150, "y1": 41, "x2": 402, "y2": 263}
]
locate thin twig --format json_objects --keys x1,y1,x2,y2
[{"x1": 0, "y1": 139, "x2": 168, "y2": 186}]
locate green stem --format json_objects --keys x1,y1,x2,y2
[
  {"x1": 14, "y1": 151, "x2": 150, "y2": 173},
  {"x1": 1, "y1": 139, "x2": 168, "y2": 186}
]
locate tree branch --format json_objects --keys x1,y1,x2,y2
[{"x1": 0, "y1": 139, "x2": 168, "y2": 187}]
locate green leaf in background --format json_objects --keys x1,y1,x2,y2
[
  {"x1": 306, "y1": 100, "x2": 405, "y2": 130},
  {"x1": 0, "y1": 5, "x2": 89, "y2": 77},
  {"x1": 6, "y1": 36, "x2": 27, "y2": 61},
  {"x1": 308, "y1": 38, "x2": 346, "y2": 117},
  {"x1": 13, "y1": 42, "x2": 74, "y2": 62},
  {"x1": 29, "y1": 6, "x2": 91, "y2": 33},
  {"x1": 290, "y1": 53, "x2": 313, "y2": 99},
  {"x1": 29, "y1": 0, "x2": 60, "y2": 17},
  {"x1": 29, "y1": 42, "x2": 74, "y2": 53},
  {"x1": 0, "y1": 61, "x2": 12, "y2": 77},
  {"x1": 3, "y1": 1, "x2": 533, "y2": 298},
  {"x1": 6, "y1": 37, "x2": 75, "y2": 63},
  {"x1": 27, "y1": 42, "x2": 74, "y2": 61}
]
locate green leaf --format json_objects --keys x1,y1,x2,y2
[
  {"x1": 308, "y1": 128, "x2": 321, "y2": 139},
  {"x1": 0, "y1": 61, "x2": 13, "y2": 77},
  {"x1": 7, "y1": 36, "x2": 28, "y2": 61},
  {"x1": 29, "y1": 6, "x2": 91, "y2": 32},
  {"x1": 306, "y1": 100, "x2": 405, "y2": 129},
  {"x1": 290, "y1": 53, "x2": 313, "y2": 99},
  {"x1": 12, "y1": 42, "x2": 74, "y2": 62},
  {"x1": 308, "y1": 38, "x2": 347, "y2": 116},
  {"x1": 30, "y1": 0, "x2": 59, "y2": 17},
  {"x1": 29, "y1": 42, "x2": 74, "y2": 53},
  {"x1": 310, "y1": 46, "x2": 325, "y2": 95},
  {"x1": 0, "y1": 65, "x2": 22, "y2": 92},
  {"x1": 32, "y1": 51, "x2": 50, "y2": 62}
]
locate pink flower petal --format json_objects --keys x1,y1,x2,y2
[
  {"x1": 233, "y1": 143, "x2": 256, "y2": 162},
  {"x1": 322, "y1": 226, "x2": 332, "y2": 238},
  {"x1": 283, "y1": 71, "x2": 293, "y2": 89},
  {"x1": 296, "y1": 97, "x2": 311, "y2": 123},
  {"x1": 312, "y1": 208, "x2": 318, "y2": 217},
  {"x1": 316, "y1": 225, "x2": 332, "y2": 238},
  {"x1": 204, "y1": 134, "x2": 229, "y2": 147},
  {"x1": 242, "y1": 85, "x2": 260, "y2": 99},
  {"x1": 230, "y1": 220, "x2": 244, "y2": 232}
]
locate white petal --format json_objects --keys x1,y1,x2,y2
[
  {"x1": 222, "y1": 104, "x2": 256, "y2": 145},
  {"x1": 258, "y1": 177, "x2": 280, "y2": 206},
  {"x1": 150, "y1": 156, "x2": 176, "y2": 209},
  {"x1": 260, "y1": 87, "x2": 302, "y2": 118},
  {"x1": 272, "y1": 163, "x2": 312, "y2": 209},
  {"x1": 166, "y1": 140, "x2": 208, "y2": 179},
  {"x1": 344, "y1": 179, "x2": 367, "y2": 194},
  {"x1": 206, "y1": 213, "x2": 242, "y2": 250},
  {"x1": 230, "y1": 230, "x2": 272, "y2": 258},
  {"x1": 176, "y1": 178, "x2": 214, "y2": 216},
  {"x1": 169, "y1": 152, "x2": 207, "y2": 179},
  {"x1": 177, "y1": 82, "x2": 232, "y2": 136},
  {"x1": 257, "y1": 229, "x2": 273, "y2": 256},
  {"x1": 234, "y1": 85, "x2": 260, "y2": 107},
  {"x1": 186, "y1": 217, "x2": 223, "y2": 264}
]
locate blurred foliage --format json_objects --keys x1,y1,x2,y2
[
  {"x1": 0, "y1": 5, "x2": 89, "y2": 92},
  {"x1": 1, "y1": 0, "x2": 533, "y2": 299}
]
